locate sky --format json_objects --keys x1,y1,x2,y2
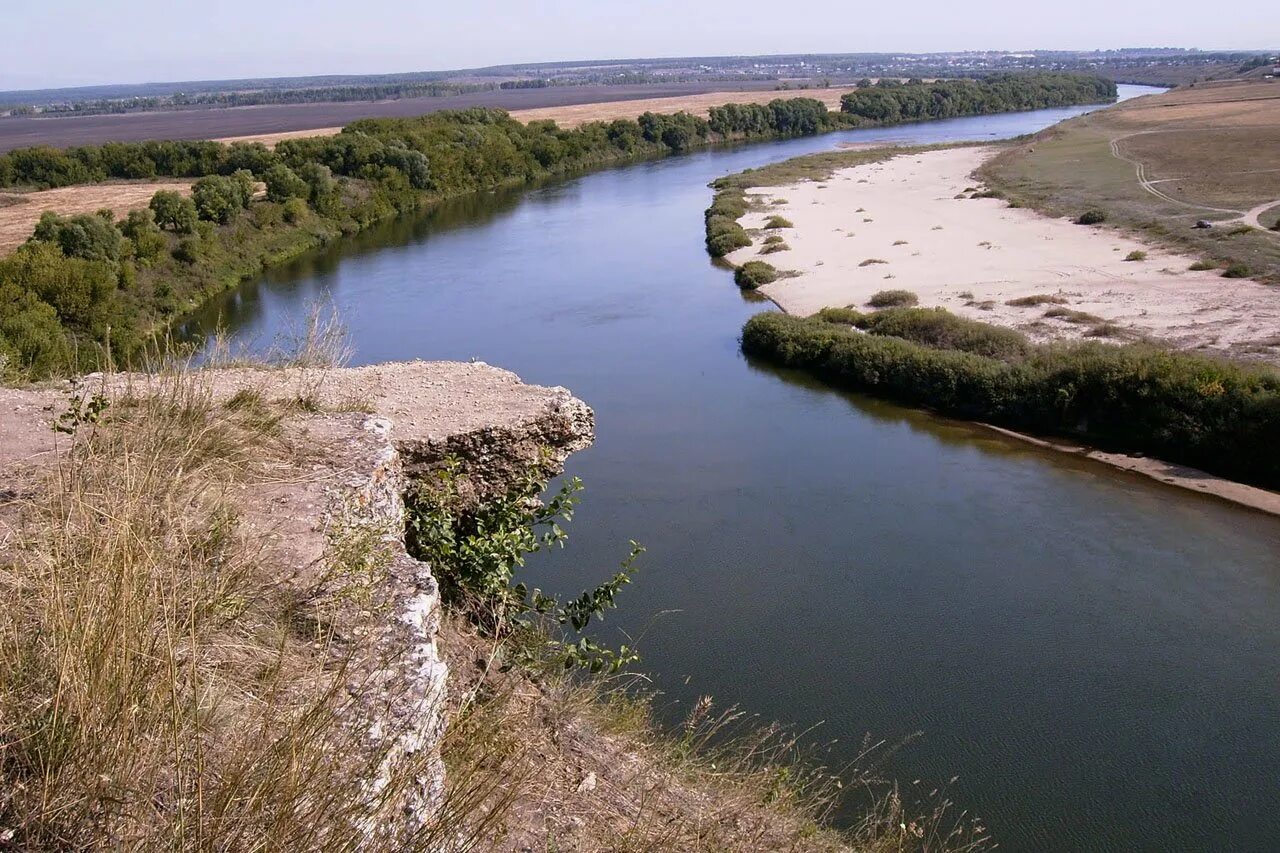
[{"x1": 1, "y1": 0, "x2": 1274, "y2": 90}]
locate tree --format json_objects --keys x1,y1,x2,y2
[
  {"x1": 30, "y1": 210, "x2": 124, "y2": 263},
  {"x1": 150, "y1": 190, "x2": 198, "y2": 233},
  {"x1": 120, "y1": 208, "x2": 167, "y2": 265},
  {"x1": 192, "y1": 175, "x2": 242, "y2": 224},
  {"x1": 263, "y1": 163, "x2": 309, "y2": 202}
]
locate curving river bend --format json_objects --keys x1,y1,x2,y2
[{"x1": 186, "y1": 86, "x2": 1280, "y2": 851}]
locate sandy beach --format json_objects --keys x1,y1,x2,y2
[{"x1": 727, "y1": 146, "x2": 1280, "y2": 361}]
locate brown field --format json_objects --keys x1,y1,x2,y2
[
  {"x1": 0, "y1": 180, "x2": 191, "y2": 255},
  {"x1": 507, "y1": 89, "x2": 847, "y2": 129},
  {"x1": 982, "y1": 79, "x2": 1280, "y2": 282},
  {"x1": 215, "y1": 89, "x2": 849, "y2": 146},
  {"x1": 0, "y1": 82, "x2": 787, "y2": 153}
]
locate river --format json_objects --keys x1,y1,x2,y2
[{"x1": 185, "y1": 86, "x2": 1280, "y2": 851}]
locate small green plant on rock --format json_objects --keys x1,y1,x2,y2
[{"x1": 407, "y1": 460, "x2": 643, "y2": 674}]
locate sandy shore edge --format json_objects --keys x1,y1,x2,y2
[
  {"x1": 727, "y1": 144, "x2": 1280, "y2": 515},
  {"x1": 980, "y1": 425, "x2": 1280, "y2": 517}
]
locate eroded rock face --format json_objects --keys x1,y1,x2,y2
[{"x1": 0, "y1": 361, "x2": 595, "y2": 836}]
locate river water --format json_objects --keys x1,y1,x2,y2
[{"x1": 186, "y1": 86, "x2": 1280, "y2": 850}]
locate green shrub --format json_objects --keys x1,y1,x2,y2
[
  {"x1": 759, "y1": 241, "x2": 790, "y2": 255},
  {"x1": 734, "y1": 261, "x2": 779, "y2": 290},
  {"x1": 1188, "y1": 260, "x2": 1216, "y2": 271},
  {"x1": 282, "y1": 197, "x2": 309, "y2": 224},
  {"x1": 1222, "y1": 263, "x2": 1252, "y2": 278},
  {"x1": 1076, "y1": 209, "x2": 1107, "y2": 225},
  {"x1": 1124, "y1": 250, "x2": 1147, "y2": 262},
  {"x1": 764, "y1": 215, "x2": 793, "y2": 229},
  {"x1": 741, "y1": 311, "x2": 1280, "y2": 489},
  {"x1": 866, "y1": 289, "x2": 918, "y2": 308},
  {"x1": 1044, "y1": 307, "x2": 1102, "y2": 325},
  {"x1": 815, "y1": 307, "x2": 866, "y2": 325},
  {"x1": 706, "y1": 216, "x2": 751, "y2": 257},
  {"x1": 860, "y1": 307, "x2": 1031, "y2": 360},
  {"x1": 1006, "y1": 294, "x2": 1066, "y2": 307},
  {"x1": 763, "y1": 234, "x2": 785, "y2": 245}
]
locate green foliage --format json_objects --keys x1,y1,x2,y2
[
  {"x1": 1222, "y1": 263, "x2": 1252, "y2": 278},
  {"x1": 866, "y1": 289, "x2": 918, "y2": 308},
  {"x1": 734, "y1": 261, "x2": 779, "y2": 289},
  {"x1": 764, "y1": 215, "x2": 793, "y2": 229},
  {"x1": 743, "y1": 311, "x2": 1280, "y2": 489},
  {"x1": 263, "y1": 163, "x2": 309, "y2": 202},
  {"x1": 1188, "y1": 260, "x2": 1217, "y2": 271},
  {"x1": 406, "y1": 461, "x2": 643, "y2": 674},
  {"x1": 1076, "y1": 209, "x2": 1107, "y2": 225},
  {"x1": 815, "y1": 306, "x2": 866, "y2": 325},
  {"x1": 1124, "y1": 250, "x2": 1147, "y2": 262},
  {"x1": 30, "y1": 210, "x2": 125, "y2": 262},
  {"x1": 840, "y1": 73, "x2": 1116, "y2": 124},
  {"x1": 858, "y1": 307, "x2": 1031, "y2": 360},
  {"x1": 149, "y1": 190, "x2": 198, "y2": 233},
  {"x1": 191, "y1": 172, "x2": 254, "y2": 224},
  {"x1": 705, "y1": 215, "x2": 751, "y2": 257}
]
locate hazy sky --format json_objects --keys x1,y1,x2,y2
[{"x1": 2, "y1": 0, "x2": 1274, "y2": 90}]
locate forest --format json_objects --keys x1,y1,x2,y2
[
  {"x1": 839, "y1": 73, "x2": 1117, "y2": 123},
  {"x1": 0, "y1": 74, "x2": 1116, "y2": 380}
]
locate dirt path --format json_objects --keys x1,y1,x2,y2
[{"x1": 1109, "y1": 131, "x2": 1280, "y2": 234}]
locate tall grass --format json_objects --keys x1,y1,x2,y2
[{"x1": 0, "y1": 367, "x2": 485, "y2": 850}]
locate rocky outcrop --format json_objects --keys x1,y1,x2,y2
[{"x1": 0, "y1": 360, "x2": 595, "y2": 837}]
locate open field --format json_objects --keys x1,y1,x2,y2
[
  {"x1": 982, "y1": 79, "x2": 1280, "y2": 281},
  {"x1": 508, "y1": 89, "x2": 847, "y2": 129},
  {"x1": 727, "y1": 146, "x2": 1280, "y2": 363},
  {"x1": 0, "y1": 82, "x2": 786, "y2": 152},
  {"x1": 0, "y1": 179, "x2": 191, "y2": 254},
  {"x1": 214, "y1": 89, "x2": 849, "y2": 146}
]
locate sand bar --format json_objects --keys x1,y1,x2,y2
[{"x1": 728, "y1": 146, "x2": 1280, "y2": 362}]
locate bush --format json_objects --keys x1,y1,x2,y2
[
  {"x1": 149, "y1": 190, "x2": 198, "y2": 234},
  {"x1": 764, "y1": 215, "x2": 793, "y2": 229},
  {"x1": 860, "y1": 307, "x2": 1031, "y2": 360},
  {"x1": 1188, "y1": 260, "x2": 1217, "y2": 271},
  {"x1": 1222, "y1": 263, "x2": 1252, "y2": 278},
  {"x1": 734, "y1": 261, "x2": 779, "y2": 290},
  {"x1": 1076, "y1": 209, "x2": 1107, "y2": 225},
  {"x1": 816, "y1": 307, "x2": 866, "y2": 325},
  {"x1": 1006, "y1": 294, "x2": 1066, "y2": 307},
  {"x1": 866, "y1": 289, "x2": 918, "y2": 308},
  {"x1": 1124, "y1": 250, "x2": 1147, "y2": 262},
  {"x1": 282, "y1": 197, "x2": 309, "y2": 224},
  {"x1": 706, "y1": 215, "x2": 751, "y2": 257},
  {"x1": 741, "y1": 311, "x2": 1280, "y2": 489},
  {"x1": 263, "y1": 163, "x2": 310, "y2": 203},
  {"x1": 173, "y1": 237, "x2": 205, "y2": 265}
]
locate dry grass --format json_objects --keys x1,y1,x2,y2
[
  {"x1": 0, "y1": 180, "x2": 193, "y2": 255},
  {"x1": 981, "y1": 80, "x2": 1280, "y2": 282},
  {"x1": 436, "y1": 616, "x2": 991, "y2": 853},
  {"x1": 0, "y1": 356, "x2": 474, "y2": 849}
]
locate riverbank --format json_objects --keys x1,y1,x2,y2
[
  {"x1": 4, "y1": 358, "x2": 943, "y2": 850},
  {"x1": 980, "y1": 79, "x2": 1280, "y2": 284},
  {"x1": 0, "y1": 75, "x2": 1119, "y2": 382},
  {"x1": 723, "y1": 145, "x2": 1280, "y2": 364}
]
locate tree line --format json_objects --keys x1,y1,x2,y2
[
  {"x1": 743, "y1": 309, "x2": 1280, "y2": 490},
  {"x1": 839, "y1": 73, "x2": 1116, "y2": 124},
  {"x1": 0, "y1": 74, "x2": 1116, "y2": 378}
]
